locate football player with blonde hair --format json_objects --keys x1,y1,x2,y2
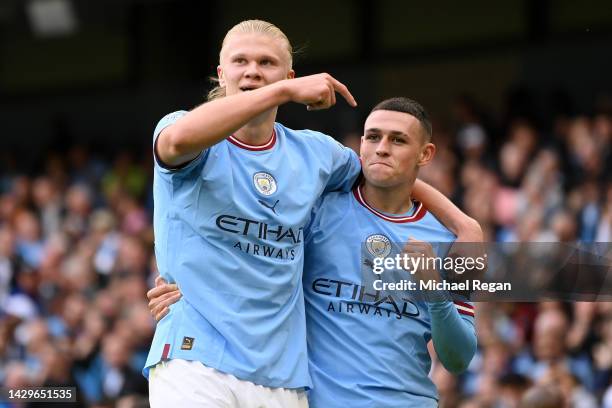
[{"x1": 146, "y1": 19, "x2": 480, "y2": 407}]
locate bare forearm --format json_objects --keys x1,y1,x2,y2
[
  {"x1": 158, "y1": 82, "x2": 289, "y2": 165},
  {"x1": 412, "y1": 179, "x2": 482, "y2": 240}
]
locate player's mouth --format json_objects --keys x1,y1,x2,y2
[
  {"x1": 239, "y1": 86, "x2": 259, "y2": 92},
  {"x1": 370, "y1": 161, "x2": 393, "y2": 168}
]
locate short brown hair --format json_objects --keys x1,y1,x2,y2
[{"x1": 371, "y1": 97, "x2": 432, "y2": 141}]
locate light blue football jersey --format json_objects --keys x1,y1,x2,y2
[
  {"x1": 144, "y1": 111, "x2": 361, "y2": 389},
  {"x1": 304, "y1": 186, "x2": 476, "y2": 407}
]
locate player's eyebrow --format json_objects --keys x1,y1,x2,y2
[
  {"x1": 365, "y1": 128, "x2": 408, "y2": 138},
  {"x1": 229, "y1": 52, "x2": 280, "y2": 62}
]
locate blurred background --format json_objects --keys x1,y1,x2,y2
[{"x1": 0, "y1": 0, "x2": 611, "y2": 406}]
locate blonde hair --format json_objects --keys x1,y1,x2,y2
[{"x1": 207, "y1": 20, "x2": 293, "y2": 101}]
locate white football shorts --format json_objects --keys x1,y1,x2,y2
[{"x1": 149, "y1": 359, "x2": 309, "y2": 408}]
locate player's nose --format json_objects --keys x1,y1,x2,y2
[
  {"x1": 243, "y1": 61, "x2": 262, "y2": 79},
  {"x1": 375, "y1": 137, "x2": 391, "y2": 156}
]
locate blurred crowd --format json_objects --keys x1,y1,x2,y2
[
  {"x1": 417, "y1": 92, "x2": 612, "y2": 408},
  {"x1": 0, "y1": 150, "x2": 153, "y2": 407},
  {"x1": 0, "y1": 90, "x2": 611, "y2": 407}
]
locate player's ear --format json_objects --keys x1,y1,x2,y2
[
  {"x1": 359, "y1": 135, "x2": 366, "y2": 159},
  {"x1": 287, "y1": 69, "x2": 295, "y2": 79},
  {"x1": 417, "y1": 143, "x2": 435, "y2": 167},
  {"x1": 217, "y1": 65, "x2": 226, "y2": 87}
]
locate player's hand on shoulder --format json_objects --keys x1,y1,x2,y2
[
  {"x1": 403, "y1": 237, "x2": 436, "y2": 262},
  {"x1": 280, "y1": 73, "x2": 357, "y2": 111},
  {"x1": 402, "y1": 237, "x2": 439, "y2": 282},
  {"x1": 147, "y1": 275, "x2": 182, "y2": 322}
]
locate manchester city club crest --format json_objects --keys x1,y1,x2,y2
[
  {"x1": 253, "y1": 172, "x2": 277, "y2": 196},
  {"x1": 365, "y1": 234, "x2": 392, "y2": 258}
]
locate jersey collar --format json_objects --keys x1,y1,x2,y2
[
  {"x1": 228, "y1": 128, "x2": 276, "y2": 151},
  {"x1": 352, "y1": 184, "x2": 427, "y2": 223}
]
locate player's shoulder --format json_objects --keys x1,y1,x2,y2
[
  {"x1": 419, "y1": 208, "x2": 447, "y2": 228},
  {"x1": 156, "y1": 110, "x2": 188, "y2": 127},
  {"x1": 415, "y1": 203, "x2": 456, "y2": 241},
  {"x1": 276, "y1": 122, "x2": 330, "y2": 140},
  {"x1": 159, "y1": 110, "x2": 189, "y2": 122},
  {"x1": 154, "y1": 110, "x2": 189, "y2": 137},
  {"x1": 276, "y1": 123, "x2": 342, "y2": 148},
  {"x1": 319, "y1": 189, "x2": 352, "y2": 207},
  {"x1": 311, "y1": 190, "x2": 352, "y2": 226}
]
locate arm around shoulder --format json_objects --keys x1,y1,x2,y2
[{"x1": 412, "y1": 179, "x2": 483, "y2": 241}]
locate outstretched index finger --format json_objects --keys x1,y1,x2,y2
[{"x1": 329, "y1": 77, "x2": 357, "y2": 107}]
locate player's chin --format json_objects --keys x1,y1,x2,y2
[
  {"x1": 364, "y1": 167, "x2": 393, "y2": 181},
  {"x1": 364, "y1": 173, "x2": 397, "y2": 188}
]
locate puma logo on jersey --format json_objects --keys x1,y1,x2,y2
[{"x1": 259, "y1": 199, "x2": 280, "y2": 214}]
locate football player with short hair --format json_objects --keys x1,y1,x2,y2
[{"x1": 149, "y1": 96, "x2": 478, "y2": 407}]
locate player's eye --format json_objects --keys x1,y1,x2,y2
[
  {"x1": 366, "y1": 134, "x2": 379, "y2": 141},
  {"x1": 233, "y1": 57, "x2": 246, "y2": 64},
  {"x1": 392, "y1": 137, "x2": 406, "y2": 144},
  {"x1": 260, "y1": 59, "x2": 273, "y2": 66}
]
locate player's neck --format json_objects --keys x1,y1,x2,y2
[
  {"x1": 234, "y1": 109, "x2": 277, "y2": 145},
  {"x1": 361, "y1": 182, "x2": 414, "y2": 215}
]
